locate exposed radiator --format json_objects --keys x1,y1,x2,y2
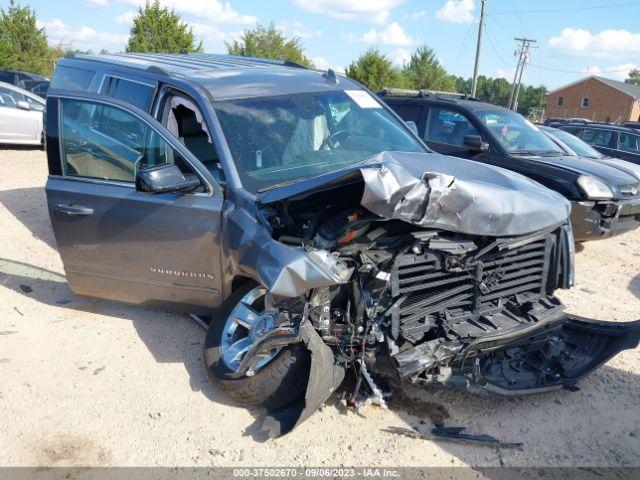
[{"x1": 388, "y1": 234, "x2": 552, "y2": 342}]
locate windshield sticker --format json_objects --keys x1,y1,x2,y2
[{"x1": 345, "y1": 90, "x2": 382, "y2": 109}]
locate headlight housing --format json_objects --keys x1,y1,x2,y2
[{"x1": 576, "y1": 175, "x2": 613, "y2": 200}]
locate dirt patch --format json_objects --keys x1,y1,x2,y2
[{"x1": 37, "y1": 435, "x2": 111, "y2": 466}]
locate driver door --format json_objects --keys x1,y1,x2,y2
[{"x1": 45, "y1": 94, "x2": 224, "y2": 312}]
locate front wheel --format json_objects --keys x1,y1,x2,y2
[{"x1": 203, "y1": 282, "x2": 310, "y2": 409}]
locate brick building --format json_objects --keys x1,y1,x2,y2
[{"x1": 546, "y1": 76, "x2": 640, "y2": 123}]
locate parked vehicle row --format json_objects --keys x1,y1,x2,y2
[
  {"x1": 378, "y1": 88, "x2": 640, "y2": 242},
  {"x1": 0, "y1": 81, "x2": 45, "y2": 146},
  {"x1": 0, "y1": 69, "x2": 50, "y2": 98},
  {"x1": 37, "y1": 53, "x2": 640, "y2": 437}
]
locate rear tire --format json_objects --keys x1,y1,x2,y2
[{"x1": 203, "y1": 282, "x2": 310, "y2": 409}]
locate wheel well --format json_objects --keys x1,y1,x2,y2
[{"x1": 231, "y1": 276, "x2": 252, "y2": 293}]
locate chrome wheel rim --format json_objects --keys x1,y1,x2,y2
[{"x1": 220, "y1": 287, "x2": 282, "y2": 374}]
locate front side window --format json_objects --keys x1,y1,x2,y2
[
  {"x1": 579, "y1": 128, "x2": 612, "y2": 147},
  {"x1": 619, "y1": 132, "x2": 640, "y2": 153},
  {"x1": 547, "y1": 128, "x2": 602, "y2": 158},
  {"x1": 60, "y1": 99, "x2": 176, "y2": 182},
  {"x1": 214, "y1": 90, "x2": 424, "y2": 193},
  {"x1": 425, "y1": 107, "x2": 480, "y2": 146},
  {"x1": 0, "y1": 86, "x2": 25, "y2": 108},
  {"x1": 477, "y1": 108, "x2": 562, "y2": 155}
]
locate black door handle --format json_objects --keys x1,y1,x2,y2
[{"x1": 55, "y1": 203, "x2": 94, "y2": 216}]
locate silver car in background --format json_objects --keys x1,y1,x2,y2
[{"x1": 0, "y1": 81, "x2": 45, "y2": 146}]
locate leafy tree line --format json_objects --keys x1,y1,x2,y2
[{"x1": 0, "y1": 0, "x2": 548, "y2": 115}]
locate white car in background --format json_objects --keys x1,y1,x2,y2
[{"x1": 0, "y1": 81, "x2": 45, "y2": 146}]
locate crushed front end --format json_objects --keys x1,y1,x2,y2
[{"x1": 226, "y1": 153, "x2": 640, "y2": 436}]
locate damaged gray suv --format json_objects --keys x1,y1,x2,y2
[{"x1": 45, "y1": 54, "x2": 640, "y2": 437}]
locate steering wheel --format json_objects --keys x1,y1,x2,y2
[{"x1": 320, "y1": 130, "x2": 351, "y2": 150}]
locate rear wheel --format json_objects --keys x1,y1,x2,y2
[{"x1": 203, "y1": 282, "x2": 310, "y2": 409}]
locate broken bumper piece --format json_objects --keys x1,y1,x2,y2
[{"x1": 404, "y1": 314, "x2": 640, "y2": 395}]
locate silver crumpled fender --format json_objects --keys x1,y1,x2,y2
[{"x1": 251, "y1": 321, "x2": 345, "y2": 439}]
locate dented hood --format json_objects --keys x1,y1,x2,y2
[{"x1": 260, "y1": 151, "x2": 571, "y2": 237}]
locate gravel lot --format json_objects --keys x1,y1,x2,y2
[{"x1": 1, "y1": 147, "x2": 639, "y2": 468}]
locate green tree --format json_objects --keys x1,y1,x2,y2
[
  {"x1": 402, "y1": 45, "x2": 456, "y2": 91},
  {"x1": 346, "y1": 48, "x2": 406, "y2": 92},
  {"x1": 126, "y1": 0, "x2": 203, "y2": 54},
  {"x1": 0, "y1": 0, "x2": 52, "y2": 75},
  {"x1": 226, "y1": 23, "x2": 314, "y2": 68},
  {"x1": 625, "y1": 68, "x2": 640, "y2": 86}
]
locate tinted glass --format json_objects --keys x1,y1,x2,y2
[
  {"x1": 619, "y1": 132, "x2": 640, "y2": 153},
  {"x1": 0, "y1": 71, "x2": 14, "y2": 83},
  {"x1": 546, "y1": 128, "x2": 603, "y2": 158},
  {"x1": 425, "y1": 107, "x2": 480, "y2": 146},
  {"x1": 60, "y1": 99, "x2": 172, "y2": 182},
  {"x1": 26, "y1": 97, "x2": 44, "y2": 111},
  {"x1": 214, "y1": 90, "x2": 424, "y2": 193},
  {"x1": 50, "y1": 65, "x2": 95, "y2": 90},
  {"x1": 391, "y1": 103, "x2": 423, "y2": 123},
  {"x1": 104, "y1": 77, "x2": 155, "y2": 111},
  {"x1": 579, "y1": 128, "x2": 613, "y2": 147},
  {"x1": 477, "y1": 109, "x2": 562, "y2": 154}
]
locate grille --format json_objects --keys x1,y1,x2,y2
[{"x1": 389, "y1": 235, "x2": 551, "y2": 342}]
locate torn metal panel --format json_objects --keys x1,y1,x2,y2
[
  {"x1": 256, "y1": 321, "x2": 345, "y2": 438},
  {"x1": 223, "y1": 199, "x2": 353, "y2": 297},
  {"x1": 384, "y1": 426, "x2": 523, "y2": 449}
]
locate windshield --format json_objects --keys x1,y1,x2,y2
[
  {"x1": 546, "y1": 128, "x2": 603, "y2": 159},
  {"x1": 478, "y1": 109, "x2": 564, "y2": 155},
  {"x1": 214, "y1": 90, "x2": 425, "y2": 193}
]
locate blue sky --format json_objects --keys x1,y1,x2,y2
[{"x1": 9, "y1": 0, "x2": 640, "y2": 89}]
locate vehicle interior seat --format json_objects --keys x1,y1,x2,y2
[{"x1": 172, "y1": 104, "x2": 224, "y2": 183}]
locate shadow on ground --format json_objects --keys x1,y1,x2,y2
[
  {"x1": 0, "y1": 186, "x2": 57, "y2": 249},
  {"x1": 630, "y1": 274, "x2": 640, "y2": 301}
]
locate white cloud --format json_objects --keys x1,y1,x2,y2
[
  {"x1": 312, "y1": 56, "x2": 330, "y2": 70},
  {"x1": 435, "y1": 0, "x2": 475, "y2": 24},
  {"x1": 276, "y1": 21, "x2": 323, "y2": 39},
  {"x1": 38, "y1": 19, "x2": 128, "y2": 51},
  {"x1": 115, "y1": 10, "x2": 135, "y2": 26},
  {"x1": 349, "y1": 22, "x2": 413, "y2": 46},
  {"x1": 392, "y1": 48, "x2": 411, "y2": 66},
  {"x1": 549, "y1": 28, "x2": 640, "y2": 58},
  {"x1": 496, "y1": 68, "x2": 516, "y2": 80},
  {"x1": 85, "y1": 0, "x2": 109, "y2": 6},
  {"x1": 291, "y1": 0, "x2": 406, "y2": 25},
  {"x1": 407, "y1": 10, "x2": 427, "y2": 22},
  {"x1": 582, "y1": 63, "x2": 638, "y2": 81},
  {"x1": 118, "y1": 0, "x2": 256, "y2": 24}
]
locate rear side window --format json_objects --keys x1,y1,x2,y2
[
  {"x1": 0, "y1": 86, "x2": 24, "y2": 107},
  {"x1": 103, "y1": 76, "x2": 155, "y2": 111},
  {"x1": 619, "y1": 132, "x2": 640, "y2": 153},
  {"x1": 579, "y1": 128, "x2": 612, "y2": 147},
  {"x1": 59, "y1": 99, "x2": 171, "y2": 182},
  {"x1": 0, "y1": 71, "x2": 14, "y2": 83},
  {"x1": 50, "y1": 66, "x2": 95, "y2": 90},
  {"x1": 390, "y1": 103, "x2": 423, "y2": 123}
]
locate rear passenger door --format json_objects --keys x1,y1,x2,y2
[
  {"x1": 574, "y1": 127, "x2": 616, "y2": 157},
  {"x1": 615, "y1": 131, "x2": 640, "y2": 164},
  {"x1": 45, "y1": 94, "x2": 225, "y2": 312}
]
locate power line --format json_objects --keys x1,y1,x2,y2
[
  {"x1": 528, "y1": 63, "x2": 636, "y2": 74},
  {"x1": 484, "y1": 23, "x2": 515, "y2": 68},
  {"x1": 451, "y1": 18, "x2": 477, "y2": 74},
  {"x1": 489, "y1": 1, "x2": 640, "y2": 15}
]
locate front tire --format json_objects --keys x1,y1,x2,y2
[{"x1": 203, "y1": 282, "x2": 310, "y2": 409}]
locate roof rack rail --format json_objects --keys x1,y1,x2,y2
[
  {"x1": 378, "y1": 87, "x2": 477, "y2": 101},
  {"x1": 186, "y1": 53, "x2": 307, "y2": 69}
]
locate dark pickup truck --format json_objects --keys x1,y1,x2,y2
[{"x1": 44, "y1": 54, "x2": 640, "y2": 437}]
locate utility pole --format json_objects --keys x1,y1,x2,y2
[
  {"x1": 471, "y1": 0, "x2": 487, "y2": 98},
  {"x1": 508, "y1": 37, "x2": 536, "y2": 110}
]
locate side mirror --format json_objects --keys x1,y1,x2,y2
[
  {"x1": 135, "y1": 163, "x2": 201, "y2": 194},
  {"x1": 463, "y1": 135, "x2": 489, "y2": 153},
  {"x1": 405, "y1": 120, "x2": 418, "y2": 135},
  {"x1": 16, "y1": 100, "x2": 30, "y2": 111}
]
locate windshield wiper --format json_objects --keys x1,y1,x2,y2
[{"x1": 511, "y1": 149, "x2": 562, "y2": 156}]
